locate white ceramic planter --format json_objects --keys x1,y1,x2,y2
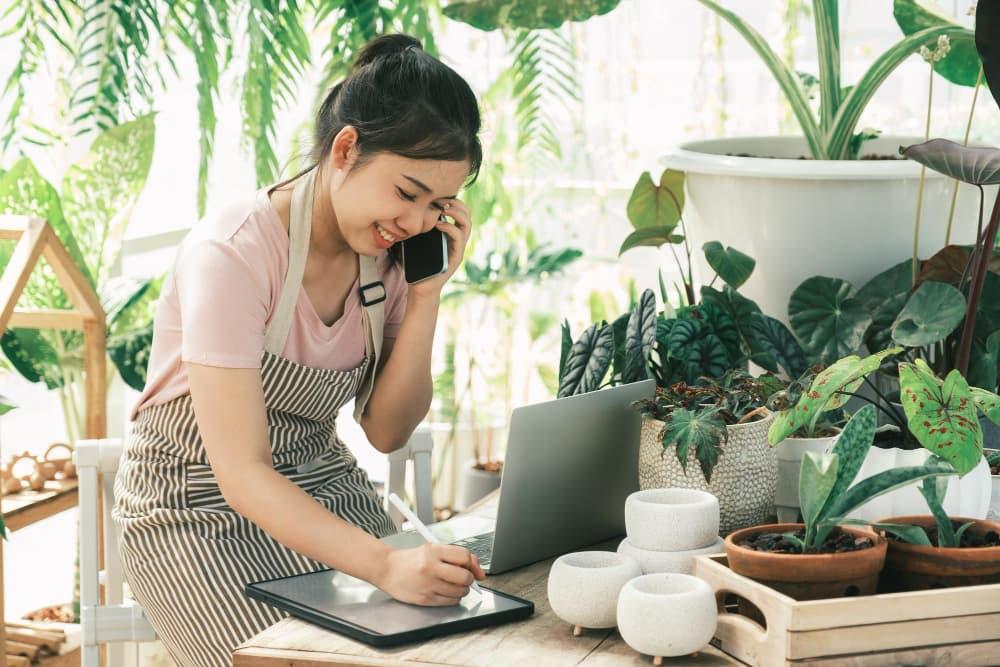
[
  {"x1": 617, "y1": 536, "x2": 724, "y2": 575},
  {"x1": 846, "y1": 446, "x2": 992, "y2": 522},
  {"x1": 668, "y1": 136, "x2": 994, "y2": 322},
  {"x1": 624, "y1": 488, "x2": 719, "y2": 551},
  {"x1": 987, "y1": 449, "x2": 1000, "y2": 522},
  {"x1": 616, "y1": 574, "x2": 717, "y2": 660},
  {"x1": 638, "y1": 412, "x2": 777, "y2": 534},
  {"x1": 547, "y1": 551, "x2": 641, "y2": 633},
  {"x1": 774, "y1": 434, "x2": 840, "y2": 523}
]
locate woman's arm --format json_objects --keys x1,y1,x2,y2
[
  {"x1": 186, "y1": 362, "x2": 483, "y2": 605},
  {"x1": 359, "y1": 294, "x2": 438, "y2": 453},
  {"x1": 360, "y1": 199, "x2": 473, "y2": 453}
]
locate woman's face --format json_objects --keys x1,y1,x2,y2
[{"x1": 326, "y1": 128, "x2": 470, "y2": 256}]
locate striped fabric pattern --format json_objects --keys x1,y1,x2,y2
[{"x1": 112, "y1": 349, "x2": 397, "y2": 667}]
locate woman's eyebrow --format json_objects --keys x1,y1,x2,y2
[{"x1": 402, "y1": 174, "x2": 457, "y2": 200}]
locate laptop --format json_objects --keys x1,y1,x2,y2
[{"x1": 386, "y1": 379, "x2": 655, "y2": 574}]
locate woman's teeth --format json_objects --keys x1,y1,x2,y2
[{"x1": 376, "y1": 224, "x2": 396, "y2": 243}]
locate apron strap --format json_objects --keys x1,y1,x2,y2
[
  {"x1": 353, "y1": 254, "x2": 384, "y2": 421},
  {"x1": 261, "y1": 166, "x2": 385, "y2": 421},
  {"x1": 263, "y1": 168, "x2": 314, "y2": 355}
]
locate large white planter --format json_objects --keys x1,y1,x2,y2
[
  {"x1": 774, "y1": 434, "x2": 840, "y2": 523},
  {"x1": 846, "y1": 446, "x2": 992, "y2": 522},
  {"x1": 668, "y1": 136, "x2": 994, "y2": 321}
]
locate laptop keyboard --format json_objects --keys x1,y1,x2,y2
[{"x1": 452, "y1": 532, "x2": 495, "y2": 569}]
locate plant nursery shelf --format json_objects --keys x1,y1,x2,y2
[
  {"x1": 695, "y1": 554, "x2": 1000, "y2": 666},
  {"x1": 1, "y1": 480, "x2": 78, "y2": 533}
]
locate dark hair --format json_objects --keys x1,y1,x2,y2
[{"x1": 276, "y1": 33, "x2": 482, "y2": 191}]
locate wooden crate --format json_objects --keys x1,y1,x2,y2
[{"x1": 694, "y1": 554, "x2": 1000, "y2": 666}]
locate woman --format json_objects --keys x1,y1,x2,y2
[{"x1": 113, "y1": 33, "x2": 485, "y2": 666}]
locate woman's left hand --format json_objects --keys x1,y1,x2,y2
[{"x1": 408, "y1": 199, "x2": 472, "y2": 299}]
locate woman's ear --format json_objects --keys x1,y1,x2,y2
[{"x1": 330, "y1": 126, "x2": 360, "y2": 171}]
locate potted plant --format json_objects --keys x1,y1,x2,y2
[
  {"x1": 988, "y1": 449, "x2": 1000, "y2": 520},
  {"x1": 667, "y1": 1, "x2": 991, "y2": 320},
  {"x1": 726, "y1": 405, "x2": 955, "y2": 600},
  {"x1": 770, "y1": 349, "x2": 1000, "y2": 520},
  {"x1": 867, "y1": 467, "x2": 1000, "y2": 591},
  {"x1": 630, "y1": 369, "x2": 782, "y2": 534}
]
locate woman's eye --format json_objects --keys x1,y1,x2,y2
[{"x1": 397, "y1": 188, "x2": 417, "y2": 202}]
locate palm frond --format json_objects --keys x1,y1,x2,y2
[
  {"x1": 508, "y1": 27, "x2": 578, "y2": 169},
  {"x1": 241, "y1": 0, "x2": 311, "y2": 185}
]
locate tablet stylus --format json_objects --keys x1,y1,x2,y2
[{"x1": 387, "y1": 493, "x2": 484, "y2": 596}]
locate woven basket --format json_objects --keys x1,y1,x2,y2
[{"x1": 638, "y1": 411, "x2": 777, "y2": 534}]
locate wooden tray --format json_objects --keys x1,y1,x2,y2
[{"x1": 694, "y1": 554, "x2": 1000, "y2": 666}]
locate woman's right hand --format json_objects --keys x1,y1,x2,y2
[{"x1": 376, "y1": 543, "x2": 485, "y2": 606}]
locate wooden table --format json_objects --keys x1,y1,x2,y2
[{"x1": 233, "y1": 493, "x2": 738, "y2": 667}]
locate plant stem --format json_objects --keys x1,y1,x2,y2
[
  {"x1": 958, "y1": 186, "x2": 986, "y2": 291},
  {"x1": 944, "y1": 66, "x2": 983, "y2": 245},
  {"x1": 956, "y1": 189, "x2": 1000, "y2": 375},
  {"x1": 912, "y1": 62, "x2": 934, "y2": 287}
]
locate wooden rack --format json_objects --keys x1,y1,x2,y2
[{"x1": 0, "y1": 215, "x2": 106, "y2": 666}]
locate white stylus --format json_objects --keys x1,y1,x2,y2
[{"x1": 388, "y1": 492, "x2": 483, "y2": 595}]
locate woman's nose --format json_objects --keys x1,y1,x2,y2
[{"x1": 397, "y1": 209, "x2": 437, "y2": 236}]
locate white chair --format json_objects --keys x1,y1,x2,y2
[
  {"x1": 76, "y1": 430, "x2": 434, "y2": 666},
  {"x1": 76, "y1": 438, "x2": 157, "y2": 667}
]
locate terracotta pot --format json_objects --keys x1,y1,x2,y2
[
  {"x1": 879, "y1": 515, "x2": 1000, "y2": 592},
  {"x1": 724, "y1": 523, "x2": 887, "y2": 600}
]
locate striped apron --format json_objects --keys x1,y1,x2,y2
[{"x1": 112, "y1": 168, "x2": 397, "y2": 667}]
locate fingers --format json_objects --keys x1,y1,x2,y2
[{"x1": 470, "y1": 553, "x2": 486, "y2": 580}]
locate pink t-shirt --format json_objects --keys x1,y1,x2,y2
[{"x1": 130, "y1": 189, "x2": 408, "y2": 419}]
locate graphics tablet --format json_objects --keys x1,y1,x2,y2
[{"x1": 245, "y1": 568, "x2": 534, "y2": 647}]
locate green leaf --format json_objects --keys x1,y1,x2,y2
[
  {"x1": 700, "y1": 285, "x2": 774, "y2": 370},
  {"x1": 825, "y1": 463, "x2": 956, "y2": 519},
  {"x1": 557, "y1": 321, "x2": 614, "y2": 397},
  {"x1": 703, "y1": 241, "x2": 755, "y2": 289},
  {"x1": 969, "y1": 330, "x2": 1000, "y2": 391},
  {"x1": 625, "y1": 169, "x2": 685, "y2": 231},
  {"x1": 820, "y1": 405, "x2": 879, "y2": 519},
  {"x1": 891, "y1": 281, "x2": 966, "y2": 347},
  {"x1": 108, "y1": 324, "x2": 153, "y2": 392},
  {"x1": 900, "y1": 139, "x2": 1000, "y2": 185},
  {"x1": 442, "y1": 0, "x2": 622, "y2": 30},
  {"x1": 800, "y1": 451, "x2": 838, "y2": 529},
  {"x1": 661, "y1": 407, "x2": 726, "y2": 482},
  {"x1": 920, "y1": 474, "x2": 958, "y2": 547},
  {"x1": 619, "y1": 226, "x2": 683, "y2": 255},
  {"x1": 750, "y1": 313, "x2": 808, "y2": 378},
  {"x1": 978, "y1": 1, "x2": 1000, "y2": 110},
  {"x1": 61, "y1": 114, "x2": 155, "y2": 289},
  {"x1": 623, "y1": 289, "x2": 656, "y2": 383},
  {"x1": 900, "y1": 361, "x2": 983, "y2": 474},
  {"x1": 893, "y1": 0, "x2": 982, "y2": 86},
  {"x1": 0, "y1": 329, "x2": 62, "y2": 389},
  {"x1": 101, "y1": 276, "x2": 152, "y2": 328},
  {"x1": 700, "y1": 302, "x2": 742, "y2": 367},
  {"x1": 856, "y1": 259, "x2": 912, "y2": 312},
  {"x1": 971, "y1": 386, "x2": 1000, "y2": 425},
  {"x1": 865, "y1": 292, "x2": 909, "y2": 355},
  {"x1": 666, "y1": 318, "x2": 730, "y2": 383},
  {"x1": 769, "y1": 350, "x2": 900, "y2": 444},
  {"x1": 559, "y1": 319, "x2": 573, "y2": 381},
  {"x1": 789, "y1": 276, "x2": 872, "y2": 364},
  {"x1": 868, "y1": 521, "x2": 933, "y2": 546}
]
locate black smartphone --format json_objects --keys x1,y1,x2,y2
[{"x1": 401, "y1": 217, "x2": 449, "y2": 284}]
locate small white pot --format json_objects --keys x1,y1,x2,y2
[
  {"x1": 616, "y1": 574, "x2": 717, "y2": 659},
  {"x1": 987, "y1": 449, "x2": 1000, "y2": 522},
  {"x1": 846, "y1": 446, "x2": 992, "y2": 521},
  {"x1": 774, "y1": 433, "x2": 840, "y2": 523},
  {"x1": 617, "y1": 536, "x2": 724, "y2": 575},
  {"x1": 547, "y1": 551, "x2": 641, "y2": 632},
  {"x1": 624, "y1": 488, "x2": 719, "y2": 551}
]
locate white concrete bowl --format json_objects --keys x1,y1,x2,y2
[
  {"x1": 547, "y1": 551, "x2": 641, "y2": 633},
  {"x1": 624, "y1": 488, "x2": 719, "y2": 551},
  {"x1": 617, "y1": 536, "x2": 725, "y2": 575},
  {"x1": 617, "y1": 573, "x2": 717, "y2": 660}
]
